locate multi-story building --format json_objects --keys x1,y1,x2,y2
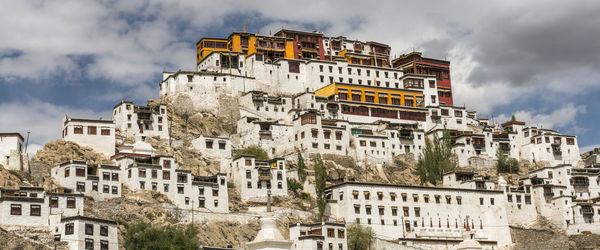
[
  {"x1": 113, "y1": 100, "x2": 169, "y2": 140},
  {"x1": 55, "y1": 216, "x2": 119, "y2": 250},
  {"x1": 62, "y1": 115, "x2": 116, "y2": 157},
  {"x1": 51, "y1": 160, "x2": 122, "y2": 201},
  {"x1": 324, "y1": 182, "x2": 512, "y2": 249},
  {"x1": 230, "y1": 155, "x2": 287, "y2": 202},
  {"x1": 392, "y1": 52, "x2": 453, "y2": 106},
  {"x1": 115, "y1": 155, "x2": 229, "y2": 213},
  {"x1": 289, "y1": 222, "x2": 347, "y2": 250},
  {"x1": 0, "y1": 133, "x2": 26, "y2": 171}
]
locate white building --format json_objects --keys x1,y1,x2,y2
[
  {"x1": 504, "y1": 163, "x2": 600, "y2": 234},
  {"x1": 289, "y1": 222, "x2": 347, "y2": 250},
  {"x1": 325, "y1": 182, "x2": 512, "y2": 249},
  {"x1": 0, "y1": 133, "x2": 26, "y2": 171},
  {"x1": 115, "y1": 155, "x2": 229, "y2": 213},
  {"x1": 51, "y1": 160, "x2": 122, "y2": 201},
  {"x1": 62, "y1": 115, "x2": 116, "y2": 157},
  {"x1": 55, "y1": 216, "x2": 119, "y2": 250},
  {"x1": 113, "y1": 100, "x2": 169, "y2": 140},
  {"x1": 236, "y1": 117, "x2": 295, "y2": 158},
  {"x1": 230, "y1": 155, "x2": 288, "y2": 202}
]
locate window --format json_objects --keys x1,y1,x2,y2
[
  {"x1": 490, "y1": 198, "x2": 495, "y2": 205},
  {"x1": 50, "y1": 197, "x2": 58, "y2": 207},
  {"x1": 112, "y1": 173, "x2": 118, "y2": 181},
  {"x1": 178, "y1": 186, "x2": 184, "y2": 194},
  {"x1": 164, "y1": 184, "x2": 169, "y2": 192},
  {"x1": 151, "y1": 170, "x2": 158, "y2": 179},
  {"x1": 163, "y1": 171, "x2": 170, "y2": 180},
  {"x1": 112, "y1": 186, "x2": 118, "y2": 194},
  {"x1": 392, "y1": 207, "x2": 398, "y2": 216},
  {"x1": 88, "y1": 126, "x2": 97, "y2": 135},
  {"x1": 101, "y1": 240, "x2": 109, "y2": 250},
  {"x1": 10, "y1": 204, "x2": 21, "y2": 215},
  {"x1": 100, "y1": 225, "x2": 108, "y2": 236},
  {"x1": 364, "y1": 191, "x2": 370, "y2": 200},
  {"x1": 101, "y1": 128, "x2": 110, "y2": 135},
  {"x1": 76, "y1": 182, "x2": 85, "y2": 192},
  {"x1": 103, "y1": 172, "x2": 110, "y2": 180},
  {"x1": 85, "y1": 223, "x2": 94, "y2": 235},
  {"x1": 366, "y1": 205, "x2": 372, "y2": 215},
  {"x1": 74, "y1": 126, "x2": 83, "y2": 134},
  {"x1": 289, "y1": 61, "x2": 300, "y2": 73},
  {"x1": 85, "y1": 239, "x2": 93, "y2": 250},
  {"x1": 403, "y1": 207, "x2": 409, "y2": 216},
  {"x1": 163, "y1": 160, "x2": 171, "y2": 168},
  {"x1": 205, "y1": 140, "x2": 213, "y2": 149},
  {"x1": 219, "y1": 142, "x2": 226, "y2": 150},
  {"x1": 213, "y1": 189, "x2": 219, "y2": 197},
  {"x1": 354, "y1": 205, "x2": 360, "y2": 214},
  {"x1": 480, "y1": 198, "x2": 484, "y2": 205},
  {"x1": 65, "y1": 223, "x2": 74, "y2": 235},
  {"x1": 76, "y1": 168, "x2": 85, "y2": 177},
  {"x1": 92, "y1": 182, "x2": 98, "y2": 191},
  {"x1": 414, "y1": 207, "x2": 420, "y2": 217},
  {"x1": 379, "y1": 206, "x2": 385, "y2": 215},
  {"x1": 65, "y1": 167, "x2": 70, "y2": 177},
  {"x1": 138, "y1": 169, "x2": 146, "y2": 178},
  {"x1": 457, "y1": 196, "x2": 462, "y2": 205},
  {"x1": 103, "y1": 185, "x2": 109, "y2": 193}
]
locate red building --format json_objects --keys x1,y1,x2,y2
[
  {"x1": 392, "y1": 52, "x2": 453, "y2": 106},
  {"x1": 275, "y1": 29, "x2": 325, "y2": 60}
]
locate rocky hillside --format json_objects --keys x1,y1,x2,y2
[{"x1": 511, "y1": 217, "x2": 600, "y2": 249}]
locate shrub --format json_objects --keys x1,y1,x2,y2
[
  {"x1": 287, "y1": 178, "x2": 303, "y2": 195},
  {"x1": 233, "y1": 145, "x2": 269, "y2": 160},
  {"x1": 123, "y1": 222, "x2": 200, "y2": 249}
]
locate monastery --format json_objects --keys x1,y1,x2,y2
[{"x1": 1, "y1": 27, "x2": 597, "y2": 249}]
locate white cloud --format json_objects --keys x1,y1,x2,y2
[
  {"x1": 496, "y1": 103, "x2": 587, "y2": 131},
  {"x1": 0, "y1": 100, "x2": 110, "y2": 152}
]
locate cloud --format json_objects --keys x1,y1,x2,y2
[
  {"x1": 0, "y1": 100, "x2": 109, "y2": 153},
  {"x1": 496, "y1": 103, "x2": 586, "y2": 131}
]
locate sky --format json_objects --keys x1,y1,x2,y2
[{"x1": 1, "y1": 0, "x2": 600, "y2": 155}]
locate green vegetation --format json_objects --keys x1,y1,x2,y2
[
  {"x1": 496, "y1": 149, "x2": 519, "y2": 173},
  {"x1": 233, "y1": 145, "x2": 269, "y2": 160},
  {"x1": 297, "y1": 151, "x2": 307, "y2": 183},
  {"x1": 227, "y1": 181, "x2": 235, "y2": 189},
  {"x1": 416, "y1": 130, "x2": 455, "y2": 185},
  {"x1": 314, "y1": 154, "x2": 327, "y2": 220},
  {"x1": 347, "y1": 223, "x2": 374, "y2": 250},
  {"x1": 287, "y1": 178, "x2": 303, "y2": 195},
  {"x1": 123, "y1": 222, "x2": 200, "y2": 249}
]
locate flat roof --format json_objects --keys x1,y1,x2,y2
[
  {"x1": 0, "y1": 133, "x2": 24, "y2": 141},
  {"x1": 325, "y1": 181, "x2": 503, "y2": 194}
]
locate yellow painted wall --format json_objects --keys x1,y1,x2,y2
[
  {"x1": 248, "y1": 36, "x2": 257, "y2": 55},
  {"x1": 230, "y1": 34, "x2": 241, "y2": 53},
  {"x1": 285, "y1": 41, "x2": 294, "y2": 59},
  {"x1": 315, "y1": 83, "x2": 423, "y2": 108},
  {"x1": 196, "y1": 38, "x2": 229, "y2": 64}
]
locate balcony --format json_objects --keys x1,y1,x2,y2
[
  {"x1": 259, "y1": 130, "x2": 272, "y2": 136},
  {"x1": 553, "y1": 149, "x2": 562, "y2": 155},
  {"x1": 543, "y1": 191, "x2": 555, "y2": 197},
  {"x1": 571, "y1": 177, "x2": 589, "y2": 187},
  {"x1": 87, "y1": 176, "x2": 99, "y2": 181},
  {"x1": 473, "y1": 143, "x2": 485, "y2": 148},
  {"x1": 582, "y1": 207, "x2": 594, "y2": 216}
]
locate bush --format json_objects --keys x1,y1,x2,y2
[
  {"x1": 347, "y1": 223, "x2": 374, "y2": 250},
  {"x1": 496, "y1": 149, "x2": 519, "y2": 173},
  {"x1": 227, "y1": 181, "x2": 235, "y2": 189},
  {"x1": 287, "y1": 178, "x2": 303, "y2": 195},
  {"x1": 233, "y1": 146, "x2": 269, "y2": 160},
  {"x1": 123, "y1": 222, "x2": 200, "y2": 249},
  {"x1": 416, "y1": 130, "x2": 455, "y2": 185}
]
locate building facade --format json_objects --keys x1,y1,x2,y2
[{"x1": 62, "y1": 115, "x2": 116, "y2": 157}]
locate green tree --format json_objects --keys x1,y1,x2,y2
[
  {"x1": 314, "y1": 154, "x2": 327, "y2": 220},
  {"x1": 297, "y1": 151, "x2": 307, "y2": 183},
  {"x1": 287, "y1": 178, "x2": 303, "y2": 195},
  {"x1": 347, "y1": 223, "x2": 374, "y2": 250},
  {"x1": 233, "y1": 145, "x2": 269, "y2": 160},
  {"x1": 496, "y1": 149, "x2": 519, "y2": 173},
  {"x1": 123, "y1": 222, "x2": 200, "y2": 249},
  {"x1": 416, "y1": 130, "x2": 455, "y2": 185}
]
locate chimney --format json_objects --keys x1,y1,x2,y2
[{"x1": 243, "y1": 24, "x2": 247, "y2": 33}]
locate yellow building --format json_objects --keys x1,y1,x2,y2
[
  {"x1": 339, "y1": 50, "x2": 390, "y2": 67},
  {"x1": 315, "y1": 83, "x2": 426, "y2": 121},
  {"x1": 196, "y1": 32, "x2": 295, "y2": 67},
  {"x1": 196, "y1": 38, "x2": 229, "y2": 66}
]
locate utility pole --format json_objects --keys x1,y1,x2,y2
[
  {"x1": 267, "y1": 190, "x2": 272, "y2": 212},
  {"x1": 24, "y1": 130, "x2": 30, "y2": 173},
  {"x1": 191, "y1": 200, "x2": 194, "y2": 225}
]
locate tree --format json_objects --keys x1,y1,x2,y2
[
  {"x1": 314, "y1": 154, "x2": 327, "y2": 220},
  {"x1": 173, "y1": 94, "x2": 197, "y2": 133},
  {"x1": 297, "y1": 151, "x2": 307, "y2": 183},
  {"x1": 496, "y1": 149, "x2": 519, "y2": 174},
  {"x1": 347, "y1": 223, "x2": 374, "y2": 250},
  {"x1": 123, "y1": 222, "x2": 200, "y2": 249},
  {"x1": 233, "y1": 145, "x2": 269, "y2": 160},
  {"x1": 416, "y1": 130, "x2": 455, "y2": 185},
  {"x1": 287, "y1": 178, "x2": 303, "y2": 195}
]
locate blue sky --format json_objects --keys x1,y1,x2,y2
[{"x1": 1, "y1": 0, "x2": 600, "y2": 154}]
